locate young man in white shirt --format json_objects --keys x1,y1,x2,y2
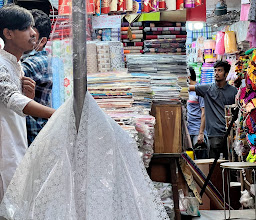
[{"x1": 0, "y1": 4, "x2": 55, "y2": 201}]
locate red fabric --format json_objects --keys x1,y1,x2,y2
[{"x1": 186, "y1": 0, "x2": 206, "y2": 21}]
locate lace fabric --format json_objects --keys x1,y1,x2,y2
[
  {"x1": 0, "y1": 93, "x2": 169, "y2": 220},
  {"x1": 0, "y1": 64, "x2": 32, "y2": 117}
]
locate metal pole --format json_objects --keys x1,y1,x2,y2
[{"x1": 72, "y1": 0, "x2": 87, "y2": 130}]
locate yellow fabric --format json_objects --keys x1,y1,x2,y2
[
  {"x1": 224, "y1": 31, "x2": 238, "y2": 54},
  {"x1": 246, "y1": 150, "x2": 256, "y2": 163}
]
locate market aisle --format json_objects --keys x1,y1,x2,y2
[{"x1": 194, "y1": 209, "x2": 255, "y2": 220}]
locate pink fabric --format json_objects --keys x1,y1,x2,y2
[
  {"x1": 246, "y1": 21, "x2": 256, "y2": 48},
  {"x1": 240, "y1": 4, "x2": 250, "y2": 21},
  {"x1": 215, "y1": 31, "x2": 225, "y2": 55}
]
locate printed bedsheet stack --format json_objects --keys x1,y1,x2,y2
[
  {"x1": 143, "y1": 21, "x2": 186, "y2": 55},
  {"x1": 88, "y1": 71, "x2": 155, "y2": 167},
  {"x1": 127, "y1": 54, "x2": 187, "y2": 102}
]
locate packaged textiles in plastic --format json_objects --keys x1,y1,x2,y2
[
  {"x1": 142, "y1": 0, "x2": 151, "y2": 12},
  {"x1": 95, "y1": 0, "x2": 101, "y2": 15},
  {"x1": 176, "y1": 0, "x2": 184, "y2": 10},
  {"x1": 151, "y1": 0, "x2": 159, "y2": 11},
  {"x1": 110, "y1": 0, "x2": 118, "y2": 11},
  {"x1": 133, "y1": 0, "x2": 142, "y2": 13},
  {"x1": 117, "y1": 0, "x2": 126, "y2": 11},
  {"x1": 166, "y1": 0, "x2": 176, "y2": 10},
  {"x1": 158, "y1": 0, "x2": 166, "y2": 10},
  {"x1": 203, "y1": 39, "x2": 216, "y2": 63},
  {"x1": 196, "y1": 36, "x2": 204, "y2": 63},
  {"x1": 126, "y1": 0, "x2": 133, "y2": 11},
  {"x1": 184, "y1": 0, "x2": 195, "y2": 8},
  {"x1": 224, "y1": 30, "x2": 238, "y2": 54},
  {"x1": 215, "y1": 31, "x2": 225, "y2": 55},
  {"x1": 0, "y1": 93, "x2": 170, "y2": 220},
  {"x1": 101, "y1": 0, "x2": 110, "y2": 13}
]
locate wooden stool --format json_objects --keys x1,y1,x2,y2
[{"x1": 148, "y1": 153, "x2": 181, "y2": 220}]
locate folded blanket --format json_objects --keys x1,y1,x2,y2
[
  {"x1": 121, "y1": 30, "x2": 143, "y2": 34},
  {"x1": 145, "y1": 30, "x2": 187, "y2": 35},
  {"x1": 145, "y1": 35, "x2": 187, "y2": 39},
  {"x1": 122, "y1": 34, "x2": 144, "y2": 39},
  {"x1": 144, "y1": 26, "x2": 186, "y2": 32},
  {"x1": 123, "y1": 42, "x2": 144, "y2": 46},
  {"x1": 122, "y1": 22, "x2": 143, "y2": 27},
  {"x1": 121, "y1": 27, "x2": 143, "y2": 31}
]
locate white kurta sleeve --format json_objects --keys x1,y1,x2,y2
[{"x1": 0, "y1": 65, "x2": 32, "y2": 117}]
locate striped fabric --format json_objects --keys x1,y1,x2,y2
[{"x1": 192, "y1": 24, "x2": 213, "y2": 40}]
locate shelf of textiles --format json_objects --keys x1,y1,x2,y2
[
  {"x1": 121, "y1": 21, "x2": 187, "y2": 60},
  {"x1": 50, "y1": 39, "x2": 124, "y2": 109},
  {"x1": 87, "y1": 71, "x2": 155, "y2": 168},
  {"x1": 122, "y1": 22, "x2": 144, "y2": 57},
  {"x1": 126, "y1": 54, "x2": 188, "y2": 101},
  {"x1": 143, "y1": 21, "x2": 186, "y2": 55}
]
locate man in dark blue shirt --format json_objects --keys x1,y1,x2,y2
[
  {"x1": 189, "y1": 61, "x2": 237, "y2": 159},
  {"x1": 22, "y1": 9, "x2": 52, "y2": 145}
]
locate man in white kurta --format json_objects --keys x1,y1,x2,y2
[
  {"x1": 0, "y1": 5, "x2": 55, "y2": 202},
  {"x1": 0, "y1": 49, "x2": 32, "y2": 200}
]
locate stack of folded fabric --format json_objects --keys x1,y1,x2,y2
[
  {"x1": 127, "y1": 54, "x2": 187, "y2": 103},
  {"x1": 93, "y1": 28, "x2": 121, "y2": 41},
  {"x1": 121, "y1": 22, "x2": 144, "y2": 56},
  {"x1": 143, "y1": 21, "x2": 186, "y2": 55},
  {"x1": 200, "y1": 63, "x2": 215, "y2": 84},
  {"x1": 96, "y1": 42, "x2": 111, "y2": 72},
  {"x1": 87, "y1": 71, "x2": 155, "y2": 167}
]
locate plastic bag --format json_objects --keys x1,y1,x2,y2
[
  {"x1": 224, "y1": 29, "x2": 238, "y2": 54},
  {"x1": 240, "y1": 190, "x2": 254, "y2": 208},
  {"x1": 215, "y1": 31, "x2": 225, "y2": 55},
  {"x1": 179, "y1": 189, "x2": 200, "y2": 216}
]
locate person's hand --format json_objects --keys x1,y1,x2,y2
[
  {"x1": 197, "y1": 133, "x2": 204, "y2": 144},
  {"x1": 21, "y1": 76, "x2": 36, "y2": 99}
]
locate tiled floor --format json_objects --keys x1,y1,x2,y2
[{"x1": 193, "y1": 209, "x2": 256, "y2": 220}]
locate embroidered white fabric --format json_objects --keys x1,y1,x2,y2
[
  {"x1": 0, "y1": 93, "x2": 169, "y2": 220},
  {"x1": 0, "y1": 65, "x2": 31, "y2": 117}
]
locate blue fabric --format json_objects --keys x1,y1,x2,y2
[
  {"x1": 187, "y1": 90, "x2": 205, "y2": 135},
  {"x1": 51, "y1": 57, "x2": 63, "y2": 109},
  {"x1": 247, "y1": 133, "x2": 256, "y2": 146},
  {"x1": 195, "y1": 83, "x2": 237, "y2": 137},
  {"x1": 22, "y1": 50, "x2": 52, "y2": 146}
]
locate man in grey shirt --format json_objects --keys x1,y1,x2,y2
[{"x1": 189, "y1": 61, "x2": 237, "y2": 159}]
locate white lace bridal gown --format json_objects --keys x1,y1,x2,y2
[{"x1": 0, "y1": 93, "x2": 170, "y2": 220}]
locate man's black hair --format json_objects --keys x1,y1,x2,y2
[
  {"x1": 188, "y1": 66, "x2": 196, "y2": 81},
  {"x1": 0, "y1": 4, "x2": 34, "y2": 41},
  {"x1": 30, "y1": 9, "x2": 51, "y2": 40},
  {"x1": 214, "y1": 60, "x2": 231, "y2": 74}
]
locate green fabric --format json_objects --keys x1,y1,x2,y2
[
  {"x1": 246, "y1": 150, "x2": 256, "y2": 163},
  {"x1": 138, "y1": 12, "x2": 160, "y2": 21},
  {"x1": 245, "y1": 48, "x2": 256, "y2": 55}
]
